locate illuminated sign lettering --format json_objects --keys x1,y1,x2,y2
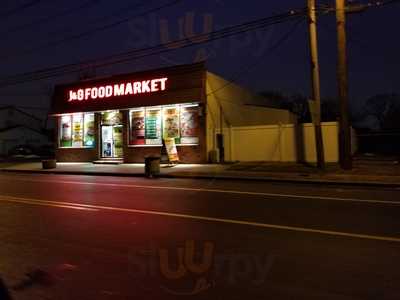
[{"x1": 68, "y1": 77, "x2": 168, "y2": 102}]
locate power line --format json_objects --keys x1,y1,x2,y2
[
  {"x1": 44, "y1": 0, "x2": 153, "y2": 39},
  {"x1": 316, "y1": 0, "x2": 400, "y2": 49},
  {"x1": 1, "y1": 0, "x2": 394, "y2": 85},
  {"x1": 0, "y1": 0, "x2": 183, "y2": 62},
  {"x1": 207, "y1": 18, "x2": 305, "y2": 99},
  {"x1": 1, "y1": 0, "x2": 100, "y2": 36},
  {"x1": 317, "y1": 0, "x2": 400, "y2": 13},
  {"x1": 0, "y1": 0, "x2": 395, "y2": 86},
  {"x1": 0, "y1": 0, "x2": 44, "y2": 19},
  {"x1": 363, "y1": 0, "x2": 400, "y2": 8},
  {"x1": 0, "y1": 13, "x2": 306, "y2": 87},
  {"x1": 0, "y1": 10, "x2": 306, "y2": 87},
  {"x1": 0, "y1": 104, "x2": 49, "y2": 110}
]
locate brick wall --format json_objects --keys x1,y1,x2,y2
[{"x1": 56, "y1": 148, "x2": 98, "y2": 162}]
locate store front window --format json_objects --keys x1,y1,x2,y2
[
  {"x1": 129, "y1": 103, "x2": 199, "y2": 146},
  {"x1": 59, "y1": 113, "x2": 95, "y2": 148}
]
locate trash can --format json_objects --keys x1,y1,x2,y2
[
  {"x1": 144, "y1": 156, "x2": 160, "y2": 177},
  {"x1": 42, "y1": 159, "x2": 57, "y2": 170}
]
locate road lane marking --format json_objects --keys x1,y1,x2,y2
[
  {"x1": 1, "y1": 195, "x2": 400, "y2": 243},
  {"x1": 2, "y1": 176, "x2": 400, "y2": 206},
  {"x1": 0, "y1": 195, "x2": 98, "y2": 211}
]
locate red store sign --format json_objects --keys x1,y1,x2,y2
[{"x1": 68, "y1": 77, "x2": 168, "y2": 102}]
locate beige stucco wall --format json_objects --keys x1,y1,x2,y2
[{"x1": 205, "y1": 71, "x2": 297, "y2": 161}]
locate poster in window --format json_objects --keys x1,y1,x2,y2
[
  {"x1": 102, "y1": 111, "x2": 122, "y2": 125},
  {"x1": 83, "y1": 113, "x2": 95, "y2": 147},
  {"x1": 72, "y1": 114, "x2": 83, "y2": 147},
  {"x1": 130, "y1": 110, "x2": 145, "y2": 145},
  {"x1": 163, "y1": 107, "x2": 180, "y2": 141},
  {"x1": 145, "y1": 108, "x2": 162, "y2": 145},
  {"x1": 180, "y1": 106, "x2": 199, "y2": 144},
  {"x1": 113, "y1": 126, "x2": 123, "y2": 157},
  {"x1": 60, "y1": 115, "x2": 72, "y2": 147}
]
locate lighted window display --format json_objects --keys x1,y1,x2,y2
[
  {"x1": 101, "y1": 111, "x2": 123, "y2": 125},
  {"x1": 145, "y1": 107, "x2": 162, "y2": 145},
  {"x1": 60, "y1": 115, "x2": 72, "y2": 147},
  {"x1": 129, "y1": 103, "x2": 199, "y2": 146},
  {"x1": 72, "y1": 114, "x2": 83, "y2": 147},
  {"x1": 113, "y1": 126, "x2": 124, "y2": 157},
  {"x1": 83, "y1": 113, "x2": 95, "y2": 147},
  {"x1": 180, "y1": 104, "x2": 200, "y2": 145},
  {"x1": 163, "y1": 106, "x2": 180, "y2": 143},
  {"x1": 59, "y1": 113, "x2": 95, "y2": 148},
  {"x1": 130, "y1": 109, "x2": 145, "y2": 145}
]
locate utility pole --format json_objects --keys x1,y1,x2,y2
[
  {"x1": 307, "y1": 0, "x2": 325, "y2": 169},
  {"x1": 336, "y1": 0, "x2": 353, "y2": 170}
]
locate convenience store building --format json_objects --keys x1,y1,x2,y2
[{"x1": 51, "y1": 62, "x2": 298, "y2": 164}]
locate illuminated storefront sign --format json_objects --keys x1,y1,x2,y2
[{"x1": 68, "y1": 77, "x2": 168, "y2": 102}]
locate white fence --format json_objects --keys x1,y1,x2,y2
[{"x1": 223, "y1": 122, "x2": 348, "y2": 163}]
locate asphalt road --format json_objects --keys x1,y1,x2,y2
[{"x1": 0, "y1": 172, "x2": 400, "y2": 299}]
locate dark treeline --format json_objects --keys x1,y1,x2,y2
[{"x1": 260, "y1": 91, "x2": 400, "y2": 131}]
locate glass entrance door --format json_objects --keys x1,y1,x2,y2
[
  {"x1": 101, "y1": 125, "x2": 114, "y2": 158},
  {"x1": 100, "y1": 111, "x2": 123, "y2": 159},
  {"x1": 101, "y1": 125, "x2": 124, "y2": 159}
]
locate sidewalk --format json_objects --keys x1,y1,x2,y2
[{"x1": 1, "y1": 160, "x2": 399, "y2": 187}]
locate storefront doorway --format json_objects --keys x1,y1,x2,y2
[
  {"x1": 101, "y1": 125, "x2": 122, "y2": 158},
  {"x1": 101, "y1": 111, "x2": 123, "y2": 159}
]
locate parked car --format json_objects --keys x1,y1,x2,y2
[{"x1": 8, "y1": 145, "x2": 41, "y2": 159}]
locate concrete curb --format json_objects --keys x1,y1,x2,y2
[{"x1": 1, "y1": 168, "x2": 399, "y2": 188}]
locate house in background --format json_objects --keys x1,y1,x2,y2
[{"x1": 0, "y1": 106, "x2": 51, "y2": 156}]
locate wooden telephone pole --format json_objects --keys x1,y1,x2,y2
[
  {"x1": 336, "y1": 0, "x2": 353, "y2": 169},
  {"x1": 307, "y1": 0, "x2": 325, "y2": 169}
]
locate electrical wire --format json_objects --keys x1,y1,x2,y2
[
  {"x1": 0, "y1": 13, "x2": 305, "y2": 86},
  {"x1": 0, "y1": 0, "x2": 394, "y2": 88},
  {"x1": 365, "y1": 0, "x2": 400, "y2": 8},
  {"x1": 0, "y1": 10, "x2": 306, "y2": 87},
  {"x1": 316, "y1": 0, "x2": 400, "y2": 14},
  {"x1": 1, "y1": 0, "x2": 101, "y2": 36},
  {"x1": 44, "y1": 0, "x2": 153, "y2": 39},
  {"x1": 0, "y1": 0, "x2": 183, "y2": 62},
  {"x1": 206, "y1": 18, "x2": 305, "y2": 99},
  {"x1": 0, "y1": 0, "x2": 44, "y2": 19}
]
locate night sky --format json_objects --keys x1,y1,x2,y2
[{"x1": 0, "y1": 0, "x2": 399, "y2": 117}]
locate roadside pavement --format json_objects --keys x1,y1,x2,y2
[{"x1": 1, "y1": 160, "x2": 399, "y2": 187}]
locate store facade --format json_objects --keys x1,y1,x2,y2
[
  {"x1": 51, "y1": 62, "x2": 297, "y2": 164},
  {"x1": 51, "y1": 63, "x2": 208, "y2": 163}
]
